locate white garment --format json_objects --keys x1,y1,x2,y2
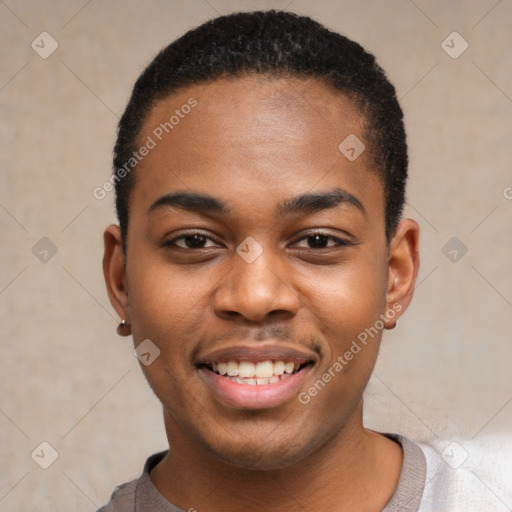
[{"x1": 417, "y1": 433, "x2": 512, "y2": 511}]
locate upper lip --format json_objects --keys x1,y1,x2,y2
[{"x1": 196, "y1": 342, "x2": 318, "y2": 366}]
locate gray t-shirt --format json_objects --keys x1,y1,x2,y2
[{"x1": 97, "y1": 433, "x2": 426, "y2": 512}]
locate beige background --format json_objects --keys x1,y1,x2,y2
[{"x1": 1, "y1": 0, "x2": 511, "y2": 509}]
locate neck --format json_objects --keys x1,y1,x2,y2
[{"x1": 150, "y1": 402, "x2": 403, "y2": 512}]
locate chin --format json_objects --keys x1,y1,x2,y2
[
  {"x1": 214, "y1": 443, "x2": 307, "y2": 471},
  {"x1": 200, "y1": 426, "x2": 324, "y2": 471}
]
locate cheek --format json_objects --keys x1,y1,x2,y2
[
  {"x1": 301, "y1": 250, "x2": 387, "y2": 329},
  {"x1": 129, "y1": 238, "x2": 199, "y2": 302},
  {"x1": 297, "y1": 249, "x2": 388, "y2": 381},
  {"x1": 125, "y1": 259, "x2": 210, "y2": 409},
  {"x1": 295, "y1": 283, "x2": 384, "y2": 422},
  {"x1": 125, "y1": 252, "x2": 213, "y2": 360}
]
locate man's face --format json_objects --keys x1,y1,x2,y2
[{"x1": 121, "y1": 77, "x2": 392, "y2": 468}]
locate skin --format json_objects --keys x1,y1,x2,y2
[{"x1": 103, "y1": 76, "x2": 420, "y2": 511}]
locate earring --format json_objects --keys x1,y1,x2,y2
[
  {"x1": 116, "y1": 319, "x2": 131, "y2": 337},
  {"x1": 386, "y1": 318, "x2": 400, "y2": 330}
]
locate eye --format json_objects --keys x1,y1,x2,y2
[
  {"x1": 165, "y1": 233, "x2": 220, "y2": 249},
  {"x1": 292, "y1": 233, "x2": 350, "y2": 249}
]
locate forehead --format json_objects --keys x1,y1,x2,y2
[
  {"x1": 131, "y1": 76, "x2": 383, "y2": 220},
  {"x1": 140, "y1": 75, "x2": 366, "y2": 162}
]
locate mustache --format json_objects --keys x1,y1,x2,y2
[
  {"x1": 217, "y1": 325, "x2": 292, "y2": 342},
  {"x1": 201, "y1": 325, "x2": 323, "y2": 355}
]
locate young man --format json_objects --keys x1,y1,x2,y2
[{"x1": 99, "y1": 10, "x2": 510, "y2": 512}]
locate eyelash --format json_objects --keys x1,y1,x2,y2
[
  {"x1": 163, "y1": 232, "x2": 221, "y2": 249},
  {"x1": 162, "y1": 231, "x2": 352, "y2": 250},
  {"x1": 293, "y1": 233, "x2": 351, "y2": 249}
]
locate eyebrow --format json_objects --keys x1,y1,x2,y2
[
  {"x1": 148, "y1": 187, "x2": 366, "y2": 218},
  {"x1": 276, "y1": 187, "x2": 366, "y2": 218},
  {"x1": 148, "y1": 192, "x2": 231, "y2": 215}
]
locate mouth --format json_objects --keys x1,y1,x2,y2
[{"x1": 196, "y1": 345, "x2": 317, "y2": 409}]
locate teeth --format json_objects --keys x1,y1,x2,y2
[
  {"x1": 255, "y1": 360, "x2": 273, "y2": 378},
  {"x1": 237, "y1": 360, "x2": 275, "y2": 379},
  {"x1": 239, "y1": 361, "x2": 255, "y2": 378},
  {"x1": 226, "y1": 361, "x2": 239, "y2": 376},
  {"x1": 284, "y1": 362, "x2": 295, "y2": 374},
  {"x1": 273, "y1": 361, "x2": 285, "y2": 375},
  {"x1": 209, "y1": 359, "x2": 306, "y2": 385},
  {"x1": 218, "y1": 362, "x2": 227, "y2": 375}
]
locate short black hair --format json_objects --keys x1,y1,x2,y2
[{"x1": 113, "y1": 10, "x2": 407, "y2": 250}]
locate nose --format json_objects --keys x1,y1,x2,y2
[{"x1": 212, "y1": 249, "x2": 300, "y2": 323}]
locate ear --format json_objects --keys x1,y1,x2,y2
[
  {"x1": 384, "y1": 218, "x2": 420, "y2": 329},
  {"x1": 103, "y1": 225, "x2": 131, "y2": 336}
]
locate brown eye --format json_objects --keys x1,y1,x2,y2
[
  {"x1": 168, "y1": 234, "x2": 219, "y2": 249},
  {"x1": 306, "y1": 234, "x2": 330, "y2": 248},
  {"x1": 294, "y1": 234, "x2": 349, "y2": 249}
]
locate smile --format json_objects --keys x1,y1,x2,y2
[{"x1": 196, "y1": 343, "x2": 318, "y2": 408}]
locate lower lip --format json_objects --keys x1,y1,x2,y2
[{"x1": 199, "y1": 367, "x2": 312, "y2": 409}]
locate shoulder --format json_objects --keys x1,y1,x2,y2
[
  {"x1": 96, "y1": 451, "x2": 169, "y2": 512},
  {"x1": 96, "y1": 478, "x2": 138, "y2": 512},
  {"x1": 415, "y1": 432, "x2": 512, "y2": 511}
]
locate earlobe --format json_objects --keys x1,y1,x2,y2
[
  {"x1": 384, "y1": 218, "x2": 420, "y2": 329},
  {"x1": 103, "y1": 225, "x2": 131, "y2": 336},
  {"x1": 116, "y1": 319, "x2": 132, "y2": 337}
]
